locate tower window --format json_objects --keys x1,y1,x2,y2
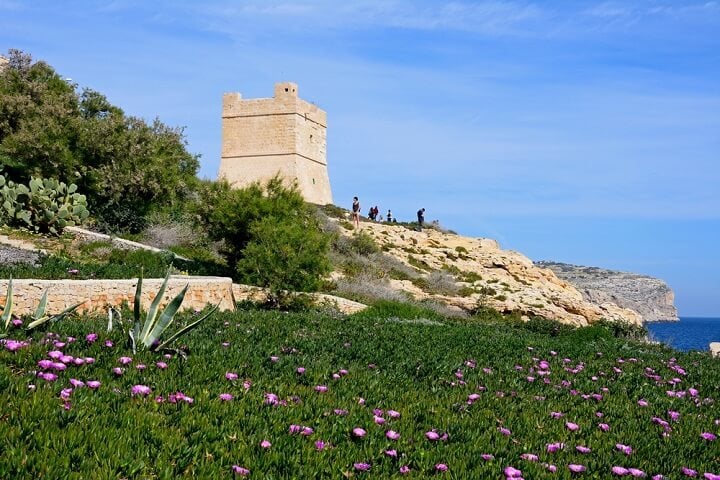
[{"x1": 285, "y1": 88, "x2": 289, "y2": 92}]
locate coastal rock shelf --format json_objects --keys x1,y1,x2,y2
[{"x1": 536, "y1": 261, "x2": 679, "y2": 322}]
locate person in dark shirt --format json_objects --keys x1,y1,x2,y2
[
  {"x1": 352, "y1": 197, "x2": 361, "y2": 229},
  {"x1": 417, "y1": 208, "x2": 425, "y2": 231}
]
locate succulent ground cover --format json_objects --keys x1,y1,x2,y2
[{"x1": 1, "y1": 303, "x2": 718, "y2": 478}]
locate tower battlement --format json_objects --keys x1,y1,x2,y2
[{"x1": 218, "y1": 82, "x2": 332, "y2": 205}]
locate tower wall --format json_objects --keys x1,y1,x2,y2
[{"x1": 219, "y1": 83, "x2": 332, "y2": 205}]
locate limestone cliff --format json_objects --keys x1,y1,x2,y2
[
  {"x1": 334, "y1": 220, "x2": 643, "y2": 327},
  {"x1": 535, "y1": 262, "x2": 678, "y2": 322}
]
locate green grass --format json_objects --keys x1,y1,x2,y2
[{"x1": 0, "y1": 304, "x2": 718, "y2": 478}]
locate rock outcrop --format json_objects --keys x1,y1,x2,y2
[
  {"x1": 535, "y1": 261, "x2": 678, "y2": 322},
  {"x1": 335, "y1": 220, "x2": 643, "y2": 326}
]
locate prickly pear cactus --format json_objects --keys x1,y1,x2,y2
[{"x1": 0, "y1": 174, "x2": 90, "y2": 235}]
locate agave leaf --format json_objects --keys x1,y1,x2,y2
[
  {"x1": 155, "y1": 303, "x2": 219, "y2": 352},
  {"x1": 139, "y1": 270, "x2": 171, "y2": 343},
  {"x1": 1, "y1": 277, "x2": 13, "y2": 330},
  {"x1": 107, "y1": 307, "x2": 121, "y2": 332},
  {"x1": 25, "y1": 301, "x2": 84, "y2": 330},
  {"x1": 144, "y1": 284, "x2": 189, "y2": 349},
  {"x1": 33, "y1": 289, "x2": 49, "y2": 320},
  {"x1": 128, "y1": 327, "x2": 137, "y2": 355},
  {"x1": 133, "y1": 271, "x2": 143, "y2": 325}
]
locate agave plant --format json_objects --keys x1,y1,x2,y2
[
  {"x1": 127, "y1": 270, "x2": 218, "y2": 354},
  {"x1": 1, "y1": 277, "x2": 84, "y2": 338}
]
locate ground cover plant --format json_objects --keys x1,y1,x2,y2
[{"x1": 1, "y1": 302, "x2": 718, "y2": 478}]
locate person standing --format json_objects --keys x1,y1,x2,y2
[
  {"x1": 386, "y1": 210, "x2": 393, "y2": 223},
  {"x1": 352, "y1": 196, "x2": 361, "y2": 229},
  {"x1": 417, "y1": 208, "x2": 425, "y2": 231}
]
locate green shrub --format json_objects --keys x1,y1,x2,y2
[{"x1": 348, "y1": 230, "x2": 379, "y2": 256}]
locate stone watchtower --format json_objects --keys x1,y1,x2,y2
[{"x1": 219, "y1": 82, "x2": 332, "y2": 205}]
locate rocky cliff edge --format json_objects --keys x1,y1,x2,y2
[{"x1": 334, "y1": 220, "x2": 643, "y2": 327}]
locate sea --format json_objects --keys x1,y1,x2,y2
[{"x1": 646, "y1": 317, "x2": 720, "y2": 352}]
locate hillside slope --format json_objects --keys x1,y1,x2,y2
[{"x1": 334, "y1": 219, "x2": 642, "y2": 326}]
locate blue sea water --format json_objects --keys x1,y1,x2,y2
[{"x1": 646, "y1": 317, "x2": 720, "y2": 352}]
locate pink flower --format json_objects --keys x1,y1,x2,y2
[
  {"x1": 599, "y1": 423, "x2": 610, "y2": 432},
  {"x1": 545, "y1": 463, "x2": 558, "y2": 473},
  {"x1": 546, "y1": 442, "x2": 565, "y2": 453},
  {"x1": 232, "y1": 465, "x2": 249, "y2": 476},
  {"x1": 354, "y1": 463, "x2": 371, "y2": 472},
  {"x1": 301, "y1": 426, "x2": 313, "y2": 436},
  {"x1": 435, "y1": 463, "x2": 448, "y2": 472},
  {"x1": 504, "y1": 466, "x2": 523, "y2": 478},
  {"x1": 425, "y1": 431, "x2": 440, "y2": 441},
  {"x1": 39, "y1": 372, "x2": 57, "y2": 381},
  {"x1": 48, "y1": 350, "x2": 63, "y2": 359},
  {"x1": 566, "y1": 421, "x2": 580, "y2": 431},
  {"x1": 225, "y1": 372, "x2": 238, "y2": 381},
  {"x1": 521, "y1": 453, "x2": 539, "y2": 462},
  {"x1": 387, "y1": 410, "x2": 401, "y2": 418},
  {"x1": 85, "y1": 333, "x2": 98, "y2": 342},
  {"x1": 38, "y1": 359, "x2": 53, "y2": 369},
  {"x1": 219, "y1": 393, "x2": 234, "y2": 401},
  {"x1": 87, "y1": 381, "x2": 101, "y2": 389},
  {"x1": 576, "y1": 446, "x2": 592, "y2": 454},
  {"x1": 296, "y1": 367, "x2": 305, "y2": 375},
  {"x1": 269, "y1": 355, "x2": 279, "y2": 363},
  {"x1": 260, "y1": 439, "x2": 271, "y2": 449},
  {"x1": 612, "y1": 467, "x2": 630, "y2": 476},
  {"x1": 384, "y1": 449, "x2": 397, "y2": 457},
  {"x1": 700, "y1": 432, "x2": 717, "y2": 441},
  {"x1": 112, "y1": 367, "x2": 124, "y2": 376},
  {"x1": 374, "y1": 416, "x2": 385, "y2": 425},
  {"x1": 131, "y1": 384, "x2": 151, "y2": 396},
  {"x1": 119, "y1": 356, "x2": 132, "y2": 365},
  {"x1": 264, "y1": 393, "x2": 279, "y2": 405},
  {"x1": 136, "y1": 364, "x2": 146, "y2": 370},
  {"x1": 386, "y1": 430, "x2": 400, "y2": 440},
  {"x1": 156, "y1": 361, "x2": 168, "y2": 369},
  {"x1": 638, "y1": 399, "x2": 649, "y2": 407},
  {"x1": 399, "y1": 465, "x2": 411, "y2": 474},
  {"x1": 550, "y1": 411, "x2": 564, "y2": 418},
  {"x1": 352, "y1": 428, "x2": 367, "y2": 438},
  {"x1": 314, "y1": 385, "x2": 328, "y2": 393},
  {"x1": 569, "y1": 464, "x2": 587, "y2": 473},
  {"x1": 315, "y1": 440, "x2": 326, "y2": 450},
  {"x1": 702, "y1": 473, "x2": 720, "y2": 480},
  {"x1": 334, "y1": 409, "x2": 349, "y2": 416},
  {"x1": 69, "y1": 378, "x2": 85, "y2": 388},
  {"x1": 681, "y1": 467, "x2": 698, "y2": 477},
  {"x1": 104, "y1": 340, "x2": 113, "y2": 347},
  {"x1": 629, "y1": 469, "x2": 647, "y2": 477},
  {"x1": 498, "y1": 427, "x2": 511, "y2": 436},
  {"x1": 481, "y1": 454, "x2": 494, "y2": 461},
  {"x1": 616, "y1": 444, "x2": 633, "y2": 455}
]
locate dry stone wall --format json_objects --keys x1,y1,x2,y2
[{"x1": 0, "y1": 277, "x2": 236, "y2": 316}]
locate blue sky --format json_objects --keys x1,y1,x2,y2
[{"x1": 2, "y1": 1, "x2": 719, "y2": 316}]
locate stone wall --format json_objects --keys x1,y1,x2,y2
[
  {"x1": 0, "y1": 277, "x2": 236, "y2": 316},
  {"x1": 219, "y1": 82, "x2": 333, "y2": 205}
]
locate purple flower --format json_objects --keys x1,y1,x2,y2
[
  {"x1": 39, "y1": 372, "x2": 57, "y2": 382},
  {"x1": 521, "y1": 453, "x2": 539, "y2": 462},
  {"x1": 576, "y1": 445, "x2": 592, "y2": 454},
  {"x1": 399, "y1": 465, "x2": 411, "y2": 474},
  {"x1": 569, "y1": 464, "x2": 587, "y2": 473},
  {"x1": 354, "y1": 462, "x2": 371, "y2": 472},
  {"x1": 599, "y1": 423, "x2": 610, "y2": 432},
  {"x1": 219, "y1": 393, "x2": 234, "y2": 401},
  {"x1": 481, "y1": 454, "x2": 494, "y2": 461},
  {"x1": 119, "y1": 356, "x2": 132, "y2": 365},
  {"x1": 296, "y1": 367, "x2": 305, "y2": 375},
  {"x1": 85, "y1": 333, "x2": 98, "y2": 342},
  {"x1": 112, "y1": 367, "x2": 124, "y2": 376},
  {"x1": 681, "y1": 467, "x2": 698, "y2": 477},
  {"x1": 425, "y1": 430, "x2": 440, "y2": 441},
  {"x1": 315, "y1": 440, "x2": 326, "y2": 450},
  {"x1": 264, "y1": 393, "x2": 279, "y2": 405},
  {"x1": 435, "y1": 463, "x2": 448, "y2": 472},
  {"x1": 546, "y1": 442, "x2": 565, "y2": 453},
  {"x1": 269, "y1": 355, "x2": 279, "y2": 363},
  {"x1": 616, "y1": 444, "x2": 633, "y2": 455},
  {"x1": 386, "y1": 430, "x2": 400, "y2": 440},
  {"x1": 384, "y1": 449, "x2": 397, "y2": 457},
  {"x1": 314, "y1": 385, "x2": 328, "y2": 393},
  {"x1": 135, "y1": 363, "x2": 146, "y2": 370},
  {"x1": 352, "y1": 427, "x2": 367, "y2": 438},
  {"x1": 232, "y1": 465, "x2": 249, "y2": 476},
  {"x1": 156, "y1": 361, "x2": 168, "y2": 369},
  {"x1": 260, "y1": 439, "x2": 271, "y2": 449},
  {"x1": 225, "y1": 372, "x2": 238, "y2": 381},
  {"x1": 629, "y1": 469, "x2": 647, "y2": 477},
  {"x1": 131, "y1": 384, "x2": 151, "y2": 397},
  {"x1": 703, "y1": 473, "x2": 720, "y2": 480},
  {"x1": 87, "y1": 381, "x2": 101, "y2": 389},
  {"x1": 300, "y1": 426, "x2": 313, "y2": 436},
  {"x1": 504, "y1": 466, "x2": 523, "y2": 478},
  {"x1": 638, "y1": 399, "x2": 649, "y2": 407},
  {"x1": 11, "y1": 318, "x2": 23, "y2": 327},
  {"x1": 566, "y1": 421, "x2": 580, "y2": 431},
  {"x1": 373, "y1": 415, "x2": 385, "y2": 425},
  {"x1": 48, "y1": 350, "x2": 63, "y2": 359},
  {"x1": 104, "y1": 340, "x2": 114, "y2": 347},
  {"x1": 700, "y1": 432, "x2": 717, "y2": 441},
  {"x1": 38, "y1": 359, "x2": 53, "y2": 369},
  {"x1": 69, "y1": 378, "x2": 85, "y2": 388},
  {"x1": 498, "y1": 427, "x2": 511, "y2": 436}
]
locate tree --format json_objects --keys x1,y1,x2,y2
[{"x1": 0, "y1": 49, "x2": 200, "y2": 232}]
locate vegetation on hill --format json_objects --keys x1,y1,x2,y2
[
  {"x1": 1, "y1": 303, "x2": 717, "y2": 478},
  {"x1": 0, "y1": 49, "x2": 199, "y2": 233}
]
